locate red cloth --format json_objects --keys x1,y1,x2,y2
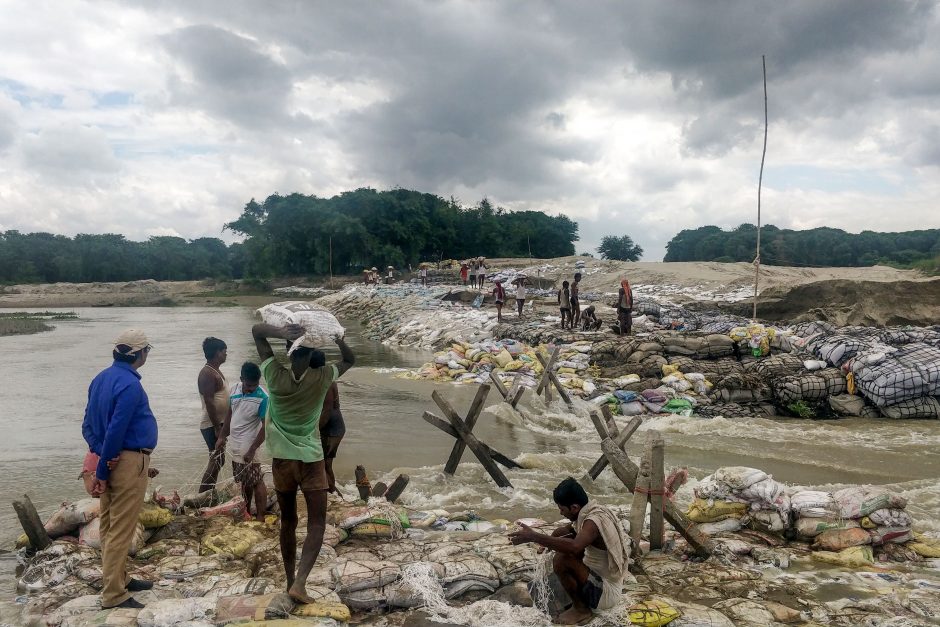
[{"x1": 83, "y1": 450, "x2": 99, "y2": 475}]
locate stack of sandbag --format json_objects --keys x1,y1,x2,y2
[
  {"x1": 656, "y1": 333, "x2": 735, "y2": 359},
  {"x1": 797, "y1": 487, "x2": 913, "y2": 567},
  {"x1": 743, "y1": 354, "x2": 805, "y2": 382},
  {"x1": 689, "y1": 467, "x2": 790, "y2": 534},
  {"x1": 730, "y1": 324, "x2": 779, "y2": 358},
  {"x1": 772, "y1": 368, "x2": 847, "y2": 405},
  {"x1": 328, "y1": 501, "x2": 411, "y2": 540},
  {"x1": 256, "y1": 301, "x2": 345, "y2": 351},
  {"x1": 850, "y1": 343, "x2": 940, "y2": 416},
  {"x1": 709, "y1": 372, "x2": 772, "y2": 404}
]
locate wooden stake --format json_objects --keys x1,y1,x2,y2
[
  {"x1": 601, "y1": 438, "x2": 713, "y2": 557},
  {"x1": 509, "y1": 384, "x2": 525, "y2": 408},
  {"x1": 440, "y1": 409, "x2": 512, "y2": 488},
  {"x1": 371, "y1": 482, "x2": 388, "y2": 498},
  {"x1": 423, "y1": 411, "x2": 522, "y2": 469},
  {"x1": 648, "y1": 431, "x2": 665, "y2": 550},
  {"x1": 385, "y1": 474, "x2": 410, "y2": 503},
  {"x1": 629, "y1": 445, "x2": 652, "y2": 552},
  {"x1": 535, "y1": 351, "x2": 573, "y2": 405},
  {"x1": 489, "y1": 370, "x2": 510, "y2": 399},
  {"x1": 535, "y1": 347, "x2": 560, "y2": 396},
  {"x1": 584, "y1": 416, "x2": 641, "y2": 481},
  {"x1": 434, "y1": 386, "x2": 490, "y2": 475},
  {"x1": 354, "y1": 465, "x2": 372, "y2": 501},
  {"x1": 12, "y1": 494, "x2": 51, "y2": 551}
]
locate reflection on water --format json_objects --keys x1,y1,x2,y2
[{"x1": 2, "y1": 306, "x2": 940, "y2": 603}]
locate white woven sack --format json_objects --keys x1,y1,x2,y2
[
  {"x1": 256, "y1": 301, "x2": 345, "y2": 354},
  {"x1": 712, "y1": 467, "x2": 768, "y2": 491}
]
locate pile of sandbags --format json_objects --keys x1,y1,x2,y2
[
  {"x1": 743, "y1": 354, "x2": 805, "y2": 381},
  {"x1": 771, "y1": 368, "x2": 847, "y2": 405},
  {"x1": 709, "y1": 372, "x2": 772, "y2": 404},
  {"x1": 689, "y1": 467, "x2": 790, "y2": 534},
  {"x1": 795, "y1": 486, "x2": 913, "y2": 567},
  {"x1": 850, "y1": 343, "x2": 940, "y2": 411},
  {"x1": 656, "y1": 333, "x2": 735, "y2": 359}
]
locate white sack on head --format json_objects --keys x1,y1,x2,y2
[{"x1": 257, "y1": 301, "x2": 345, "y2": 354}]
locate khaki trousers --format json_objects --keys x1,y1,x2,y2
[{"x1": 99, "y1": 450, "x2": 149, "y2": 608}]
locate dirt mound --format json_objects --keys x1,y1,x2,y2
[{"x1": 756, "y1": 279, "x2": 940, "y2": 326}]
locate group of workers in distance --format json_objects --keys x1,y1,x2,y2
[
  {"x1": 80, "y1": 323, "x2": 355, "y2": 609},
  {"x1": 557, "y1": 274, "x2": 633, "y2": 335}
]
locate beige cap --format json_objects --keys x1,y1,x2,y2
[{"x1": 114, "y1": 329, "x2": 151, "y2": 353}]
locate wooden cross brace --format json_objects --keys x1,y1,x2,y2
[
  {"x1": 489, "y1": 371, "x2": 525, "y2": 409},
  {"x1": 421, "y1": 385, "x2": 520, "y2": 488},
  {"x1": 583, "y1": 404, "x2": 642, "y2": 482},
  {"x1": 534, "y1": 347, "x2": 573, "y2": 406}
]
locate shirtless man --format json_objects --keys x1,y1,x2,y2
[
  {"x1": 197, "y1": 337, "x2": 228, "y2": 493},
  {"x1": 509, "y1": 478, "x2": 630, "y2": 624}
]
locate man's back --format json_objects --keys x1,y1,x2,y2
[{"x1": 262, "y1": 357, "x2": 337, "y2": 462}]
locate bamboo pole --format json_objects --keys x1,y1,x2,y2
[{"x1": 753, "y1": 55, "x2": 768, "y2": 321}]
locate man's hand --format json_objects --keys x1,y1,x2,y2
[
  {"x1": 214, "y1": 437, "x2": 227, "y2": 454},
  {"x1": 284, "y1": 324, "x2": 306, "y2": 342},
  {"x1": 105, "y1": 455, "x2": 121, "y2": 470},
  {"x1": 92, "y1": 478, "x2": 108, "y2": 497},
  {"x1": 508, "y1": 522, "x2": 540, "y2": 546},
  {"x1": 148, "y1": 467, "x2": 160, "y2": 478},
  {"x1": 243, "y1": 447, "x2": 256, "y2": 464}
]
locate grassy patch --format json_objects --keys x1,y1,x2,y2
[
  {"x1": 0, "y1": 310, "x2": 78, "y2": 320},
  {"x1": 0, "y1": 318, "x2": 53, "y2": 336}
]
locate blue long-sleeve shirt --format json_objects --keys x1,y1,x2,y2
[{"x1": 82, "y1": 361, "x2": 158, "y2": 481}]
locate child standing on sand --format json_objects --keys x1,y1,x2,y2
[{"x1": 558, "y1": 280, "x2": 572, "y2": 329}]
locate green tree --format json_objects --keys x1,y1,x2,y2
[{"x1": 597, "y1": 235, "x2": 643, "y2": 261}]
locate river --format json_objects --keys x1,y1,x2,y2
[{"x1": 3, "y1": 306, "x2": 940, "y2": 608}]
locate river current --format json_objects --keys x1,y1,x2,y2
[{"x1": 2, "y1": 306, "x2": 939, "y2": 606}]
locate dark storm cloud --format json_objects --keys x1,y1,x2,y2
[{"x1": 160, "y1": 24, "x2": 307, "y2": 129}]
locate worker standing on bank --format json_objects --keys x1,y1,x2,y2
[
  {"x1": 81, "y1": 330, "x2": 158, "y2": 609},
  {"x1": 617, "y1": 279, "x2": 634, "y2": 335}
]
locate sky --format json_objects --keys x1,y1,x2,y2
[{"x1": 1, "y1": 1, "x2": 938, "y2": 260}]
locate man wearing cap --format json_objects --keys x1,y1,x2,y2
[
  {"x1": 81, "y1": 330, "x2": 158, "y2": 609},
  {"x1": 251, "y1": 322, "x2": 355, "y2": 604}
]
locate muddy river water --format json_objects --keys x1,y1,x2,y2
[{"x1": 2, "y1": 306, "x2": 940, "y2": 608}]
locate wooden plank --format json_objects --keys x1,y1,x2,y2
[
  {"x1": 509, "y1": 384, "x2": 525, "y2": 408},
  {"x1": 435, "y1": 385, "x2": 491, "y2": 475},
  {"x1": 535, "y1": 346, "x2": 560, "y2": 395},
  {"x1": 629, "y1": 445, "x2": 652, "y2": 550},
  {"x1": 601, "y1": 404, "x2": 619, "y2": 438},
  {"x1": 601, "y1": 438, "x2": 713, "y2": 558},
  {"x1": 589, "y1": 410, "x2": 610, "y2": 440},
  {"x1": 385, "y1": 474, "x2": 410, "y2": 503},
  {"x1": 422, "y1": 412, "x2": 522, "y2": 469},
  {"x1": 13, "y1": 494, "x2": 51, "y2": 550},
  {"x1": 584, "y1": 417, "x2": 641, "y2": 481},
  {"x1": 534, "y1": 351, "x2": 573, "y2": 405},
  {"x1": 354, "y1": 465, "x2": 372, "y2": 501},
  {"x1": 489, "y1": 370, "x2": 509, "y2": 399},
  {"x1": 438, "y1": 407, "x2": 512, "y2": 488},
  {"x1": 648, "y1": 431, "x2": 665, "y2": 550},
  {"x1": 371, "y1": 482, "x2": 388, "y2": 498}
]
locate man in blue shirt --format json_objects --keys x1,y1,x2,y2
[{"x1": 81, "y1": 329, "x2": 159, "y2": 609}]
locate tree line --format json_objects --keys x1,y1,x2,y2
[
  {"x1": 224, "y1": 188, "x2": 578, "y2": 277},
  {"x1": 664, "y1": 224, "x2": 940, "y2": 270},
  {"x1": 0, "y1": 188, "x2": 578, "y2": 283}
]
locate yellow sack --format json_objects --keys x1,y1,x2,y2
[
  {"x1": 847, "y1": 372, "x2": 856, "y2": 395},
  {"x1": 662, "y1": 364, "x2": 680, "y2": 376},
  {"x1": 627, "y1": 599, "x2": 681, "y2": 626},
  {"x1": 504, "y1": 360, "x2": 525, "y2": 372},
  {"x1": 909, "y1": 534, "x2": 940, "y2": 558},
  {"x1": 139, "y1": 503, "x2": 174, "y2": 529},
  {"x1": 292, "y1": 602, "x2": 351, "y2": 621},
  {"x1": 494, "y1": 349, "x2": 513, "y2": 368},
  {"x1": 859, "y1": 516, "x2": 876, "y2": 529},
  {"x1": 811, "y1": 545, "x2": 874, "y2": 569},
  {"x1": 202, "y1": 523, "x2": 266, "y2": 558},
  {"x1": 558, "y1": 367, "x2": 576, "y2": 375},
  {"x1": 350, "y1": 522, "x2": 396, "y2": 538},
  {"x1": 685, "y1": 498, "x2": 746, "y2": 523},
  {"x1": 235, "y1": 621, "x2": 324, "y2": 627},
  {"x1": 16, "y1": 533, "x2": 30, "y2": 549}
]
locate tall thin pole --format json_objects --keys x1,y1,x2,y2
[
  {"x1": 329, "y1": 236, "x2": 333, "y2": 290},
  {"x1": 753, "y1": 55, "x2": 768, "y2": 321}
]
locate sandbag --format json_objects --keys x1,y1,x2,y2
[
  {"x1": 137, "y1": 598, "x2": 216, "y2": 627},
  {"x1": 698, "y1": 518, "x2": 743, "y2": 535},
  {"x1": 811, "y1": 545, "x2": 874, "y2": 569},
  {"x1": 686, "y1": 499, "x2": 747, "y2": 523},
  {"x1": 332, "y1": 559, "x2": 401, "y2": 593},
  {"x1": 199, "y1": 496, "x2": 248, "y2": 519},
  {"x1": 795, "y1": 518, "x2": 860, "y2": 539},
  {"x1": 790, "y1": 491, "x2": 838, "y2": 518},
  {"x1": 626, "y1": 598, "x2": 681, "y2": 626},
  {"x1": 852, "y1": 343, "x2": 940, "y2": 407},
  {"x1": 869, "y1": 526, "x2": 913, "y2": 545},
  {"x1": 909, "y1": 535, "x2": 940, "y2": 558},
  {"x1": 833, "y1": 486, "x2": 907, "y2": 519},
  {"x1": 139, "y1": 503, "x2": 173, "y2": 529},
  {"x1": 215, "y1": 593, "x2": 295, "y2": 623},
  {"x1": 712, "y1": 467, "x2": 768, "y2": 490},
  {"x1": 828, "y1": 394, "x2": 866, "y2": 416},
  {"x1": 79, "y1": 519, "x2": 146, "y2": 556},
  {"x1": 813, "y1": 527, "x2": 871, "y2": 551},
  {"x1": 879, "y1": 396, "x2": 940, "y2": 419},
  {"x1": 291, "y1": 601, "x2": 351, "y2": 621},
  {"x1": 256, "y1": 301, "x2": 345, "y2": 352},
  {"x1": 45, "y1": 499, "x2": 100, "y2": 537},
  {"x1": 866, "y1": 508, "x2": 912, "y2": 528},
  {"x1": 202, "y1": 522, "x2": 267, "y2": 558}
]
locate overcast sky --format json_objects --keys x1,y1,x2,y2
[{"x1": 1, "y1": 1, "x2": 938, "y2": 260}]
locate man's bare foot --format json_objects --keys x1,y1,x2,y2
[
  {"x1": 288, "y1": 583, "x2": 316, "y2": 604},
  {"x1": 556, "y1": 606, "x2": 592, "y2": 625}
]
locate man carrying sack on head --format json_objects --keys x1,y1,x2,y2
[{"x1": 81, "y1": 329, "x2": 158, "y2": 609}]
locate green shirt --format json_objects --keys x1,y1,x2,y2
[{"x1": 261, "y1": 357, "x2": 338, "y2": 462}]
